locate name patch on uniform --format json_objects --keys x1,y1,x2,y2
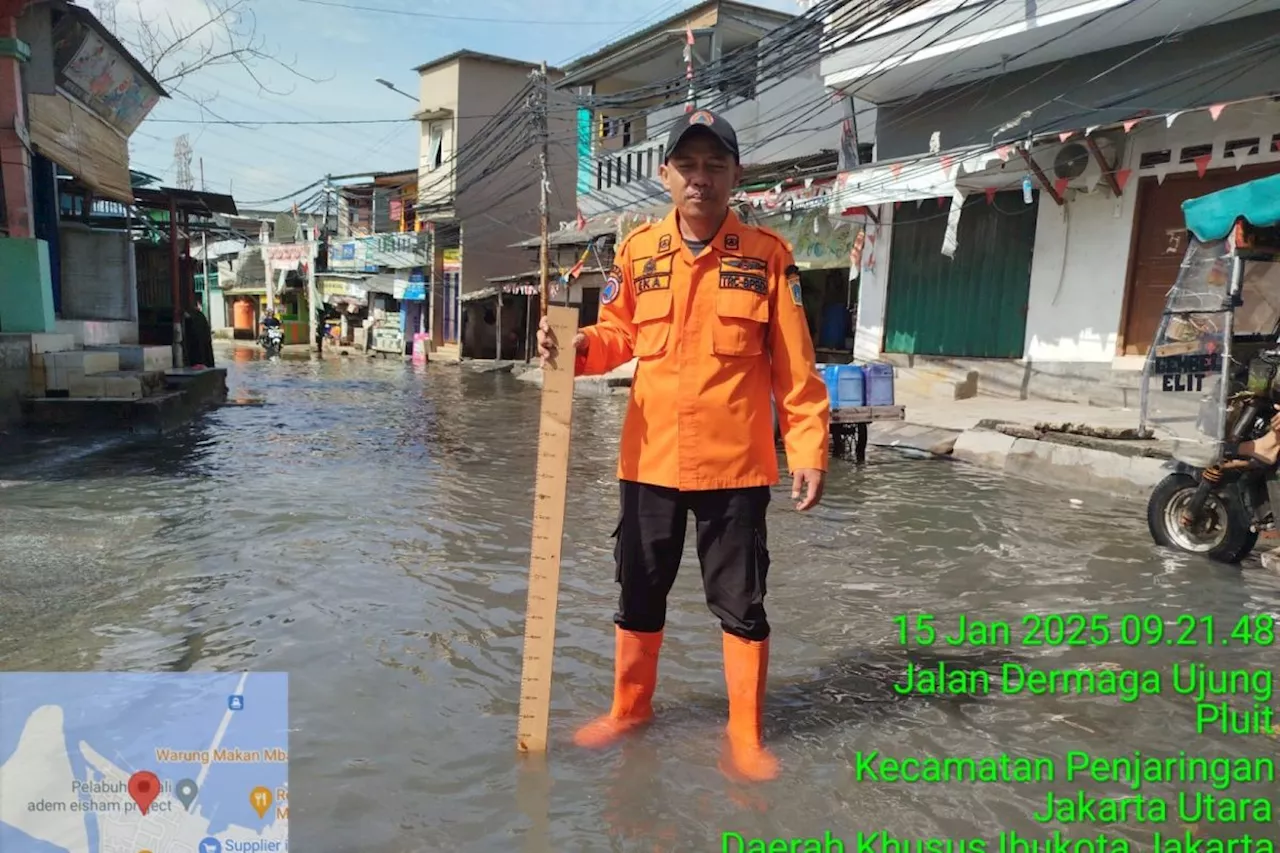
[
  {"x1": 602, "y1": 265, "x2": 622, "y2": 304},
  {"x1": 636, "y1": 275, "x2": 670, "y2": 293},
  {"x1": 720, "y1": 273, "x2": 768, "y2": 295},
  {"x1": 657, "y1": 234, "x2": 672, "y2": 252},
  {"x1": 785, "y1": 264, "x2": 803, "y2": 307},
  {"x1": 724, "y1": 234, "x2": 740, "y2": 251},
  {"x1": 721, "y1": 256, "x2": 767, "y2": 272}
]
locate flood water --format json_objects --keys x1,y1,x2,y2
[{"x1": 3, "y1": 346, "x2": 1280, "y2": 852}]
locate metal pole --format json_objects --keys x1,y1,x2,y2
[
  {"x1": 169, "y1": 196, "x2": 183, "y2": 368},
  {"x1": 538, "y1": 60, "x2": 550, "y2": 319},
  {"x1": 199, "y1": 157, "x2": 210, "y2": 317},
  {"x1": 308, "y1": 240, "x2": 319, "y2": 352}
]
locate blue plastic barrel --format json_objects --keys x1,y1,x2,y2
[
  {"x1": 834, "y1": 364, "x2": 865, "y2": 408},
  {"x1": 864, "y1": 362, "x2": 895, "y2": 406},
  {"x1": 818, "y1": 364, "x2": 840, "y2": 407}
]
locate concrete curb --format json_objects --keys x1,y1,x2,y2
[
  {"x1": 953, "y1": 427, "x2": 1169, "y2": 501},
  {"x1": 865, "y1": 421, "x2": 961, "y2": 456}
]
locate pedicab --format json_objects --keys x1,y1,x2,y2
[{"x1": 1141, "y1": 173, "x2": 1280, "y2": 562}]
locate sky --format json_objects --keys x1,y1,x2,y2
[{"x1": 103, "y1": 0, "x2": 803, "y2": 210}]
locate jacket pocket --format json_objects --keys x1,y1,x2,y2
[
  {"x1": 632, "y1": 287, "x2": 673, "y2": 359},
  {"x1": 711, "y1": 288, "x2": 770, "y2": 357}
]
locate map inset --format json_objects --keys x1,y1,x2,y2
[{"x1": 0, "y1": 672, "x2": 289, "y2": 853}]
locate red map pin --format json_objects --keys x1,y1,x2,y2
[{"x1": 128, "y1": 771, "x2": 160, "y2": 815}]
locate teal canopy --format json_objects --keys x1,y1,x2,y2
[{"x1": 1182, "y1": 173, "x2": 1280, "y2": 242}]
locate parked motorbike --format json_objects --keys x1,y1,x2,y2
[
  {"x1": 260, "y1": 325, "x2": 284, "y2": 356},
  {"x1": 1142, "y1": 173, "x2": 1280, "y2": 563}
]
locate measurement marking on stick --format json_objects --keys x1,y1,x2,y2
[{"x1": 517, "y1": 305, "x2": 579, "y2": 755}]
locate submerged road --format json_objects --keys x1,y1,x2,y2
[{"x1": 2, "y1": 346, "x2": 1278, "y2": 852}]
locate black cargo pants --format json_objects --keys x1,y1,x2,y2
[{"x1": 612, "y1": 479, "x2": 772, "y2": 642}]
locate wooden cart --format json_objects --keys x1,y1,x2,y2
[{"x1": 830, "y1": 405, "x2": 906, "y2": 463}]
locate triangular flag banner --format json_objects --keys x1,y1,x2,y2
[
  {"x1": 895, "y1": 201, "x2": 903, "y2": 210},
  {"x1": 985, "y1": 187, "x2": 997, "y2": 205},
  {"x1": 1085, "y1": 125, "x2": 1098, "y2": 136},
  {"x1": 996, "y1": 145, "x2": 1011, "y2": 162},
  {"x1": 890, "y1": 163, "x2": 904, "y2": 177},
  {"x1": 1123, "y1": 119, "x2": 1139, "y2": 133},
  {"x1": 1053, "y1": 177, "x2": 1069, "y2": 197},
  {"x1": 1085, "y1": 172, "x2": 1101, "y2": 192},
  {"x1": 940, "y1": 155, "x2": 954, "y2": 177},
  {"x1": 1195, "y1": 154, "x2": 1211, "y2": 178},
  {"x1": 1166, "y1": 111, "x2": 1184, "y2": 128},
  {"x1": 917, "y1": 198, "x2": 926, "y2": 208},
  {"x1": 804, "y1": 177, "x2": 814, "y2": 188},
  {"x1": 1155, "y1": 163, "x2": 1169, "y2": 185},
  {"x1": 1209, "y1": 103, "x2": 1226, "y2": 121},
  {"x1": 1059, "y1": 131, "x2": 1074, "y2": 143},
  {"x1": 1115, "y1": 169, "x2": 1132, "y2": 191}
]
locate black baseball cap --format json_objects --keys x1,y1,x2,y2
[{"x1": 663, "y1": 109, "x2": 739, "y2": 163}]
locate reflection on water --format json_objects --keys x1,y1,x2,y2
[{"x1": 2, "y1": 347, "x2": 1279, "y2": 852}]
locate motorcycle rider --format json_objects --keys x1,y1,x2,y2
[{"x1": 260, "y1": 312, "x2": 283, "y2": 350}]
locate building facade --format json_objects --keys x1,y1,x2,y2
[
  {"x1": 822, "y1": 0, "x2": 1280, "y2": 400},
  {"x1": 413, "y1": 50, "x2": 576, "y2": 359},
  {"x1": 560, "y1": 0, "x2": 868, "y2": 218}
]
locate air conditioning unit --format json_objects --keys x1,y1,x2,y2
[{"x1": 1032, "y1": 134, "x2": 1126, "y2": 193}]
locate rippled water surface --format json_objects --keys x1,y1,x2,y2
[{"x1": 3, "y1": 346, "x2": 1279, "y2": 852}]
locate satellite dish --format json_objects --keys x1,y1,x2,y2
[{"x1": 1053, "y1": 143, "x2": 1090, "y2": 180}]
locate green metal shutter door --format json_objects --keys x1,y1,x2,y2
[{"x1": 883, "y1": 191, "x2": 1038, "y2": 358}]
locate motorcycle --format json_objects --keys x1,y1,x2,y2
[
  {"x1": 260, "y1": 325, "x2": 284, "y2": 356},
  {"x1": 1141, "y1": 173, "x2": 1280, "y2": 563}
]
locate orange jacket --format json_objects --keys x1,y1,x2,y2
[{"x1": 576, "y1": 208, "x2": 831, "y2": 491}]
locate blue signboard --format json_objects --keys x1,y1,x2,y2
[{"x1": 401, "y1": 268, "x2": 426, "y2": 301}]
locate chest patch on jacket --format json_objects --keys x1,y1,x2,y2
[
  {"x1": 719, "y1": 256, "x2": 768, "y2": 295},
  {"x1": 636, "y1": 275, "x2": 670, "y2": 293},
  {"x1": 721, "y1": 256, "x2": 767, "y2": 272}
]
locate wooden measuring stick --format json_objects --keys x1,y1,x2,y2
[{"x1": 517, "y1": 304, "x2": 579, "y2": 753}]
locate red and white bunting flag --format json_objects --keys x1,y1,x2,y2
[
  {"x1": 1195, "y1": 154, "x2": 1212, "y2": 178},
  {"x1": 984, "y1": 187, "x2": 997, "y2": 205},
  {"x1": 1123, "y1": 119, "x2": 1140, "y2": 133},
  {"x1": 996, "y1": 145, "x2": 1011, "y2": 161},
  {"x1": 1208, "y1": 103, "x2": 1227, "y2": 121},
  {"x1": 1059, "y1": 131, "x2": 1074, "y2": 143},
  {"x1": 1053, "y1": 177, "x2": 1069, "y2": 197},
  {"x1": 890, "y1": 163, "x2": 904, "y2": 177},
  {"x1": 1115, "y1": 169, "x2": 1133, "y2": 192}
]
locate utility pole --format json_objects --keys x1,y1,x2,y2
[
  {"x1": 536, "y1": 60, "x2": 550, "y2": 319},
  {"x1": 200, "y1": 158, "x2": 210, "y2": 317}
]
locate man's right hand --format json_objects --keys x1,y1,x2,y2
[{"x1": 537, "y1": 315, "x2": 587, "y2": 367}]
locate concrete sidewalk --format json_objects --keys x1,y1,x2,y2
[
  {"x1": 504, "y1": 357, "x2": 1170, "y2": 500},
  {"x1": 871, "y1": 392, "x2": 1171, "y2": 501}
]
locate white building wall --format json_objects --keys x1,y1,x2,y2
[
  {"x1": 852, "y1": 99, "x2": 1280, "y2": 365},
  {"x1": 1025, "y1": 101, "x2": 1280, "y2": 366}
]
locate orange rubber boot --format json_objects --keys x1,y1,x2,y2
[
  {"x1": 720, "y1": 633, "x2": 779, "y2": 782},
  {"x1": 573, "y1": 627, "x2": 662, "y2": 749}
]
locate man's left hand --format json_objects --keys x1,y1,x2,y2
[{"x1": 791, "y1": 469, "x2": 825, "y2": 511}]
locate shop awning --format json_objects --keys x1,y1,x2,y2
[{"x1": 28, "y1": 93, "x2": 133, "y2": 203}]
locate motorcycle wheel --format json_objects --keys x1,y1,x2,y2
[{"x1": 1146, "y1": 472, "x2": 1257, "y2": 564}]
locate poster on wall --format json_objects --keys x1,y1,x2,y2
[{"x1": 52, "y1": 17, "x2": 162, "y2": 137}]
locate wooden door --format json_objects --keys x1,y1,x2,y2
[{"x1": 1121, "y1": 163, "x2": 1280, "y2": 355}]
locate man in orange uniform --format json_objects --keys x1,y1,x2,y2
[{"x1": 537, "y1": 109, "x2": 830, "y2": 782}]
